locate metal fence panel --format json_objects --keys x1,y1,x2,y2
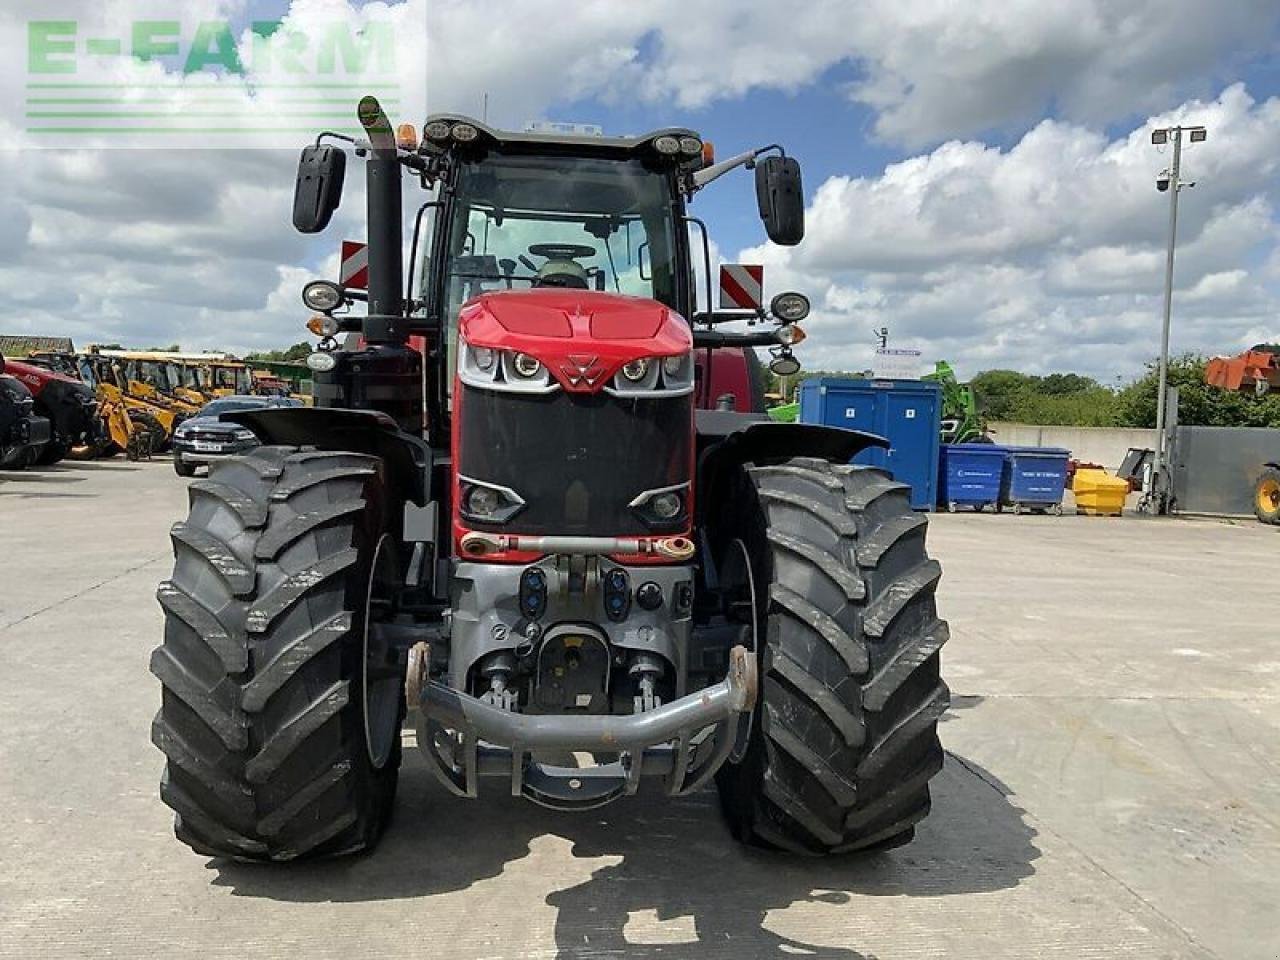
[{"x1": 1171, "y1": 426, "x2": 1280, "y2": 516}]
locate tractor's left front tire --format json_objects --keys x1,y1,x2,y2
[
  {"x1": 150, "y1": 446, "x2": 405, "y2": 861},
  {"x1": 714, "y1": 458, "x2": 950, "y2": 855}
]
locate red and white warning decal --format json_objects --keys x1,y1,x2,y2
[
  {"x1": 340, "y1": 240, "x2": 369, "y2": 289},
  {"x1": 719, "y1": 263, "x2": 764, "y2": 310}
]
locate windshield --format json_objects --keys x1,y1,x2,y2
[
  {"x1": 434, "y1": 153, "x2": 681, "y2": 322},
  {"x1": 127, "y1": 359, "x2": 178, "y2": 393},
  {"x1": 211, "y1": 366, "x2": 251, "y2": 393}
]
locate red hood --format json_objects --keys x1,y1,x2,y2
[
  {"x1": 458, "y1": 290, "x2": 692, "y2": 394},
  {"x1": 3, "y1": 358, "x2": 79, "y2": 397}
]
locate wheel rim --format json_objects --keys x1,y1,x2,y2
[
  {"x1": 1259, "y1": 478, "x2": 1280, "y2": 516},
  {"x1": 362, "y1": 534, "x2": 401, "y2": 770}
]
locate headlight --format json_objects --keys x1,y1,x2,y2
[
  {"x1": 302, "y1": 280, "x2": 344, "y2": 313},
  {"x1": 662, "y1": 355, "x2": 685, "y2": 378},
  {"x1": 512, "y1": 353, "x2": 542, "y2": 378},
  {"x1": 629, "y1": 482, "x2": 689, "y2": 527},
  {"x1": 621, "y1": 358, "x2": 650, "y2": 382},
  {"x1": 232, "y1": 428, "x2": 257, "y2": 442},
  {"x1": 458, "y1": 476, "x2": 526, "y2": 524},
  {"x1": 306, "y1": 351, "x2": 337, "y2": 372},
  {"x1": 650, "y1": 491, "x2": 683, "y2": 520},
  {"x1": 770, "y1": 291, "x2": 810, "y2": 323},
  {"x1": 472, "y1": 346, "x2": 496, "y2": 371}
]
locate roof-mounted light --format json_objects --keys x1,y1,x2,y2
[
  {"x1": 653, "y1": 135, "x2": 681, "y2": 155},
  {"x1": 395, "y1": 123, "x2": 419, "y2": 150},
  {"x1": 451, "y1": 122, "x2": 479, "y2": 142},
  {"x1": 679, "y1": 136, "x2": 702, "y2": 156},
  {"x1": 424, "y1": 120, "x2": 452, "y2": 141}
]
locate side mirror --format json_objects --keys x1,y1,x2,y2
[
  {"x1": 755, "y1": 156, "x2": 804, "y2": 246},
  {"x1": 292, "y1": 144, "x2": 346, "y2": 234}
]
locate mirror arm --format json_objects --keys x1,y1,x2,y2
[
  {"x1": 691, "y1": 143, "x2": 785, "y2": 190},
  {"x1": 315, "y1": 131, "x2": 358, "y2": 148},
  {"x1": 692, "y1": 329, "x2": 784, "y2": 349}
]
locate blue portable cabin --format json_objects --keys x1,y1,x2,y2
[{"x1": 798, "y1": 378, "x2": 941, "y2": 510}]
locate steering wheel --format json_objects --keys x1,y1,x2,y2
[{"x1": 528, "y1": 243, "x2": 596, "y2": 261}]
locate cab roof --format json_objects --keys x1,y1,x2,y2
[{"x1": 423, "y1": 114, "x2": 701, "y2": 157}]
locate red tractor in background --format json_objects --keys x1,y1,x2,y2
[
  {"x1": 151, "y1": 98, "x2": 949, "y2": 861},
  {"x1": 1, "y1": 357, "x2": 103, "y2": 466},
  {"x1": 0, "y1": 355, "x2": 54, "y2": 468},
  {"x1": 1205, "y1": 345, "x2": 1280, "y2": 396},
  {"x1": 1202, "y1": 346, "x2": 1280, "y2": 525}
]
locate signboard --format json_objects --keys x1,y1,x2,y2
[
  {"x1": 340, "y1": 240, "x2": 369, "y2": 290},
  {"x1": 872, "y1": 348, "x2": 923, "y2": 380},
  {"x1": 719, "y1": 263, "x2": 764, "y2": 310}
]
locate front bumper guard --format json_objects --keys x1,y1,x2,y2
[{"x1": 416, "y1": 645, "x2": 757, "y2": 809}]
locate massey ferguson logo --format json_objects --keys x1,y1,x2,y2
[{"x1": 562, "y1": 355, "x2": 605, "y2": 388}]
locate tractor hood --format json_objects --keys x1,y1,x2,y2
[
  {"x1": 4, "y1": 358, "x2": 82, "y2": 398},
  {"x1": 457, "y1": 290, "x2": 691, "y2": 395}
]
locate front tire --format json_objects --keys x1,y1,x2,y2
[
  {"x1": 34, "y1": 438, "x2": 69, "y2": 466},
  {"x1": 715, "y1": 459, "x2": 950, "y2": 855},
  {"x1": 1256, "y1": 468, "x2": 1280, "y2": 525},
  {"x1": 173, "y1": 454, "x2": 197, "y2": 477},
  {"x1": 150, "y1": 446, "x2": 405, "y2": 861}
]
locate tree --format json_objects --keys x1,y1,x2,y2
[
  {"x1": 1114, "y1": 354, "x2": 1280, "y2": 428},
  {"x1": 245, "y1": 342, "x2": 313, "y2": 363}
]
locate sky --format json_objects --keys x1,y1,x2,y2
[{"x1": 1, "y1": 0, "x2": 1279, "y2": 381}]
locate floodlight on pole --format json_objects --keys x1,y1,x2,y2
[{"x1": 1144, "y1": 124, "x2": 1207, "y2": 515}]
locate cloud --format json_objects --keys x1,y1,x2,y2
[
  {"x1": 425, "y1": 0, "x2": 1279, "y2": 147},
  {"x1": 744, "y1": 85, "x2": 1280, "y2": 380},
  {"x1": 0, "y1": 0, "x2": 1275, "y2": 378}
]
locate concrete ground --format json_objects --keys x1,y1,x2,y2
[{"x1": 1, "y1": 458, "x2": 1277, "y2": 960}]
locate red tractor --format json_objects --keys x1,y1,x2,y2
[
  {"x1": 2, "y1": 357, "x2": 102, "y2": 466},
  {"x1": 151, "y1": 99, "x2": 949, "y2": 861},
  {"x1": 0, "y1": 355, "x2": 54, "y2": 468}
]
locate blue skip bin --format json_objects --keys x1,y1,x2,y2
[
  {"x1": 939, "y1": 444, "x2": 1008, "y2": 512},
  {"x1": 1000, "y1": 446, "x2": 1071, "y2": 515}
]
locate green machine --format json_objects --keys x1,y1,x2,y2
[{"x1": 924, "y1": 361, "x2": 985, "y2": 444}]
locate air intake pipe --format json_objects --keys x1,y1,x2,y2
[{"x1": 357, "y1": 96, "x2": 406, "y2": 345}]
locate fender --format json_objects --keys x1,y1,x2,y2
[
  {"x1": 695, "y1": 411, "x2": 889, "y2": 515},
  {"x1": 226, "y1": 406, "x2": 433, "y2": 506}
]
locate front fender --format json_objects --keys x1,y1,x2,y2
[
  {"x1": 696, "y1": 414, "x2": 888, "y2": 516},
  {"x1": 226, "y1": 406, "x2": 433, "y2": 506}
]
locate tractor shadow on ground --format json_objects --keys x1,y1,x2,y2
[{"x1": 211, "y1": 748, "x2": 1039, "y2": 958}]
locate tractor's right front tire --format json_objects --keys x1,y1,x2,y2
[
  {"x1": 715, "y1": 459, "x2": 950, "y2": 855},
  {"x1": 150, "y1": 446, "x2": 405, "y2": 861}
]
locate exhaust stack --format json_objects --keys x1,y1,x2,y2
[{"x1": 357, "y1": 96, "x2": 406, "y2": 344}]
